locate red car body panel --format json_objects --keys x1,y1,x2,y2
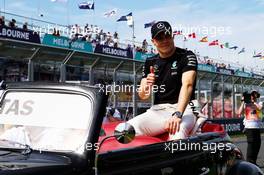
[{"x1": 98, "y1": 121, "x2": 226, "y2": 153}]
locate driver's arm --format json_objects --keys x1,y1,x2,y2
[
  {"x1": 138, "y1": 64, "x2": 155, "y2": 100},
  {"x1": 176, "y1": 70, "x2": 196, "y2": 113},
  {"x1": 176, "y1": 51, "x2": 198, "y2": 114},
  {"x1": 165, "y1": 52, "x2": 197, "y2": 135}
]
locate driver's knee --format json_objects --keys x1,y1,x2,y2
[{"x1": 127, "y1": 110, "x2": 168, "y2": 136}]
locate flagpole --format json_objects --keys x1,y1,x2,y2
[
  {"x1": 66, "y1": 0, "x2": 70, "y2": 26},
  {"x1": 37, "y1": 0, "x2": 39, "y2": 17},
  {"x1": 232, "y1": 50, "x2": 234, "y2": 64},
  {"x1": 208, "y1": 45, "x2": 210, "y2": 61},
  {"x1": 182, "y1": 35, "x2": 184, "y2": 48},
  {"x1": 132, "y1": 21, "x2": 135, "y2": 44},
  {"x1": 206, "y1": 43, "x2": 209, "y2": 61},
  {"x1": 227, "y1": 49, "x2": 230, "y2": 63},
  {"x1": 132, "y1": 19, "x2": 137, "y2": 117},
  {"x1": 183, "y1": 35, "x2": 186, "y2": 49},
  {"x1": 253, "y1": 52, "x2": 256, "y2": 70},
  {"x1": 37, "y1": 0, "x2": 41, "y2": 20},
  {"x1": 226, "y1": 48, "x2": 229, "y2": 63},
  {"x1": 233, "y1": 50, "x2": 235, "y2": 65},
  {"x1": 244, "y1": 53, "x2": 246, "y2": 70},
  {"x1": 194, "y1": 39, "x2": 198, "y2": 55},
  {"x1": 237, "y1": 54, "x2": 240, "y2": 67},
  {"x1": 227, "y1": 48, "x2": 230, "y2": 63},
  {"x1": 93, "y1": 0, "x2": 95, "y2": 25},
  {"x1": 231, "y1": 48, "x2": 234, "y2": 64},
  {"x1": 3, "y1": 0, "x2": 5, "y2": 17},
  {"x1": 222, "y1": 47, "x2": 224, "y2": 60},
  {"x1": 217, "y1": 47, "x2": 220, "y2": 60},
  {"x1": 115, "y1": 21, "x2": 118, "y2": 33}
]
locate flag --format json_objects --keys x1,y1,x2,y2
[
  {"x1": 126, "y1": 14, "x2": 133, "y2": 27},
  {"x1": 238, "y1": 48, "x2": 245, "y2": 54},
  {"x1": 253, "y1": 52, "x2": 262, "y2": 58},
  {"x1": 199, "y1": 36, "x2": 208, "y2": 42},
  {"x1": 144, "y1": 20, "x2": 156, "y2": 28},
  {"x1": 209, "y1": 40, "x2": 218, "y2": 46},
  {"x1": 78, "y1": 1, "x2": 94, "y2": 9},
  {"x1": 188, "y1": 32, "x2": 196, "y2": 38},
  {"x1": 117, "y1": 12, "x2": 133, "y2": 27},
  {"x1": 51, "y1": 0, "x2": 67, "y2": 2},
  {"x1": 117, "y1": 12, "x2": 132, "y2": 21},
  {"x1": 224, "y1": 42, "x2": 229, "y2": 48},
  {"x1": 103, "y1": 9, "x2": 117, "y2": 17},
  {"x1": 229, "y1": 46, "x2": 238, "y2": 50},
  {"x1": 173, "y1": 30, "x2": 182, "y2": 36}
]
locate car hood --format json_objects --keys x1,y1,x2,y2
[{"x1": 0, "y1": 150, "x2": 86, "y2": 175}]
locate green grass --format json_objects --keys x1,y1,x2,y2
[
  {"x1": 230, "y1": 133, "x2": 245, "y2": 139},
  {"x1": 230, "y1": 132, "x2": 264, "y2": 139}
]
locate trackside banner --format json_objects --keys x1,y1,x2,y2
[
  {"x1": 208, "y1": 118, "x2": 264, "y2": 134},
  {"x1": 235, "y1": 70, "x2": 251, "y2": 78},
  {"x1": 42, "y1": 34, "x2": 93, "y2": 52},
  {"x1": 0, "y1": 26, "x2": 40, "y2": 43},
  {"x1": 94, "y1": 44, "x2": 133, "y2": 59},
  {"x1": 135, "y1": 51, "x2": 155, "y2": 61},
  {"x1": 197, "y1": 64, "x2": 216, "y2": 72},
  {"x1": 216, "y1": 67, "x2": 234, "y2": 75}
]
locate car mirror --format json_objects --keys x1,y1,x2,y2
[{"x1": 114, "y1": 123, "x2": 135, "y2": 144}]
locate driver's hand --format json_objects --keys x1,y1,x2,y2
[
  {"x1": 146, "y1": 66, "x2": 155, "y2": 87},
  {"x1": 165, "y1": 117, "x2": 182, "y2": 135}
]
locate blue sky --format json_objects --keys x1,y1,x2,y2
[{"x1": 0, "y1": 0, "x2": 264, "y2": 71}]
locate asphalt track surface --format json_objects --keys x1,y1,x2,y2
[{"x1": 233, "y1": 134, "x2": 264, "y2": 171}]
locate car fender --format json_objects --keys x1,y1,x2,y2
[{"x1": 227, "y1": 160, "x2": 263, "y2": 175}]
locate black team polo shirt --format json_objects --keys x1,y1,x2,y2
[{"x1": 142, "y1": 47, "x2": 198, "y2": 104}]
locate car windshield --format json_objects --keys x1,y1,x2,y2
[{"x1": 0, "y1": 91, "x2": 92, "y2": 154}]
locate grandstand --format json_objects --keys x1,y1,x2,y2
[{"x1": 1, "y1": 12, "x2": 264, "y2": 133}]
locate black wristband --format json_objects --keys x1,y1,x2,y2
[{"x1": 172, "y1": 111, "x2": 183, "y2": 119}]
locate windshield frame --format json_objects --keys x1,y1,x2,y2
[{"x1": 0, "y1": 88, "x2": 95, "y2": 154}]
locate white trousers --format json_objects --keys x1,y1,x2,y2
[{"x1": 127, "y1": 103, "x2": 197, "y2": 140}]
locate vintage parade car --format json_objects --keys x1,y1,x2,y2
[{"x1": 0, "y1": 82, "x2": 263, "y2": 175}]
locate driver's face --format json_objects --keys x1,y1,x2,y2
[{"x1": 152, "y1": 32, "x2": 174, "y2": 53}]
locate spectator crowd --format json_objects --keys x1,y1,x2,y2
[
  {"x1": 0, "y1": 16, "x2": 29, "y2": 31},
  {"x1": 197, "y1": 55, "x2": 232, "y2": 70},
  {"x1": 0, "y1": 15, "x2": 262, "y2": 75}
]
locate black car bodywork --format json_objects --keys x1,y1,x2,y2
[{"x1": 0, "y1": 82, "x2": 262, "y2": 175}]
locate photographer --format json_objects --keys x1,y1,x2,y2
[{"x1": 237, "y1": 90, "x2": 263, "y2": 166}]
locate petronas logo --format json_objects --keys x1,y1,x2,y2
[{"x1": 172, "y1": 61, "x2": 177, "y2": 69}]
